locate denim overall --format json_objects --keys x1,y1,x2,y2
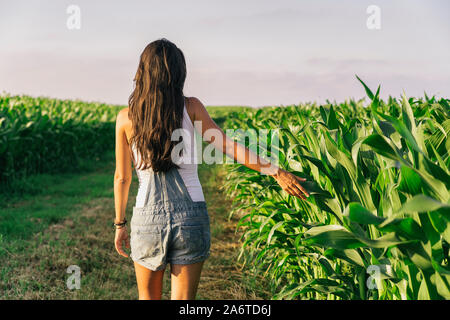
[{"x1": 130, "y1": 167, "x2": 210, "y2": 271}]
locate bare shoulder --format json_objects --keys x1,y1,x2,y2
[
  {"x1": 116, "y1": 107, "x2": 132, "y2": 141},
  {"x1": 116, "y1": 107, "x2": 132, "y2": 127},
  {"x1": 116, "y1": 107, "x2": 130, "y2": 123},
  {"x1": 185, "y1": 96, "x2": 207, "y2": 121},
  {"x1": 187, "y1": 96, "x2": 204, "y2": 108}
]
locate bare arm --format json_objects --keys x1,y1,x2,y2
[
  {"x1": 189, "y1": 97, "x2": 309, "y2": 200},
  {"x1": 113, "y1": 108, "x2": 132, "y2": 257}
]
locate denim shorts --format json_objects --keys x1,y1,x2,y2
[{"x1": 130, "y1": 168, "x2": 210, "y2": 271}]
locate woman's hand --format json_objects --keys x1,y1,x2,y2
[
  {"x1": 271, "y1": 168, "x2": 310, "y2": 200},
  {"x1": 114, "y1": 226, "x2": 130, "y2": 258}
]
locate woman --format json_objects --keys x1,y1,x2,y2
[{"x1": 113, "y1": 38, "x2": 309, "y2": 300}]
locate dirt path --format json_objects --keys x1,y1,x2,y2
[
  {"x1": 0, "y1": 162, "x2": 270, "y2": 299},
  {"x1": 194, "y1": 164, "x2": 271, "y2": 299}
]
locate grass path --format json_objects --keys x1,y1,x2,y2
[{"x1": 0, "y1": 156, "x2": 270, "y2": 299}]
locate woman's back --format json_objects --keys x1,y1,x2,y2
[{"x1": 131, "y1": 97, "x2": 205, "y2": 207}]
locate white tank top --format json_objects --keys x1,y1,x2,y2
[{"x1": 131, "y1": 100, "x2": 205, "y2": 206}]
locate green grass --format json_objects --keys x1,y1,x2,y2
[{"x1": 0, "y1": 152, "x2": 115, "y2": 243}]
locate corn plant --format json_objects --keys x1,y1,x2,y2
[
  {"x1": 223, "y1": 78, "x2": 450, "y2": 299},
  {"x1": 0, "y1": 94, "x2": 121, "y2": 191}
]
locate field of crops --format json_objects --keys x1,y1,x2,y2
[
  {"x1": 223, "y1": 79, "x2": 450, "y2": 300},
  {"x1": 0, "y1": 95, "x2": 121, "y2": 192},
  {"x1": 1, "y1": 81, "x2": 449, "y2": 300}
]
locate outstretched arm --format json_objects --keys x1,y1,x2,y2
[{"x1": 189, "y1": 97, "x2": 309, "y2": 200}]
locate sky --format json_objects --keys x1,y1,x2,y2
[{"x1": 0, "y1": 0, "x2": 449, "y2": 107}]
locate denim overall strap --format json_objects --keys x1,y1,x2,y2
[{"x1": 131, "y1": 167, "x2": 208, "y2": 224}]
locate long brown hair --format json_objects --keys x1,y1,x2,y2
[{"x1": 128, "y1": 38, "x2": 187, "y2": 172}]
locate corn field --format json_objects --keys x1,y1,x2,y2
[
  {"x1": 223, "y1": 78, "x2": 450, "y2": 300},
  {"x1": 1, "y1": 79, "x2": 449, "y2": 300},
  {"x1": 0, "y1": 95, "x2": 120, "y2": 191}
]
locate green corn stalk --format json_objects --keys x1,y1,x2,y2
[
  {"x1": 223, "y1": 77, "x2": 450, "y2": 300},
  {"x1": 0, "y1": 94, "x2": 121, "y2": 192}
]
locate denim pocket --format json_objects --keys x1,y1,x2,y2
[
  {"x1": 179, "y1": 225, "x2": 205, "y2": 253},
  {"x1": 132, "y1": 229, "x2": 162, "y2": 258}
]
